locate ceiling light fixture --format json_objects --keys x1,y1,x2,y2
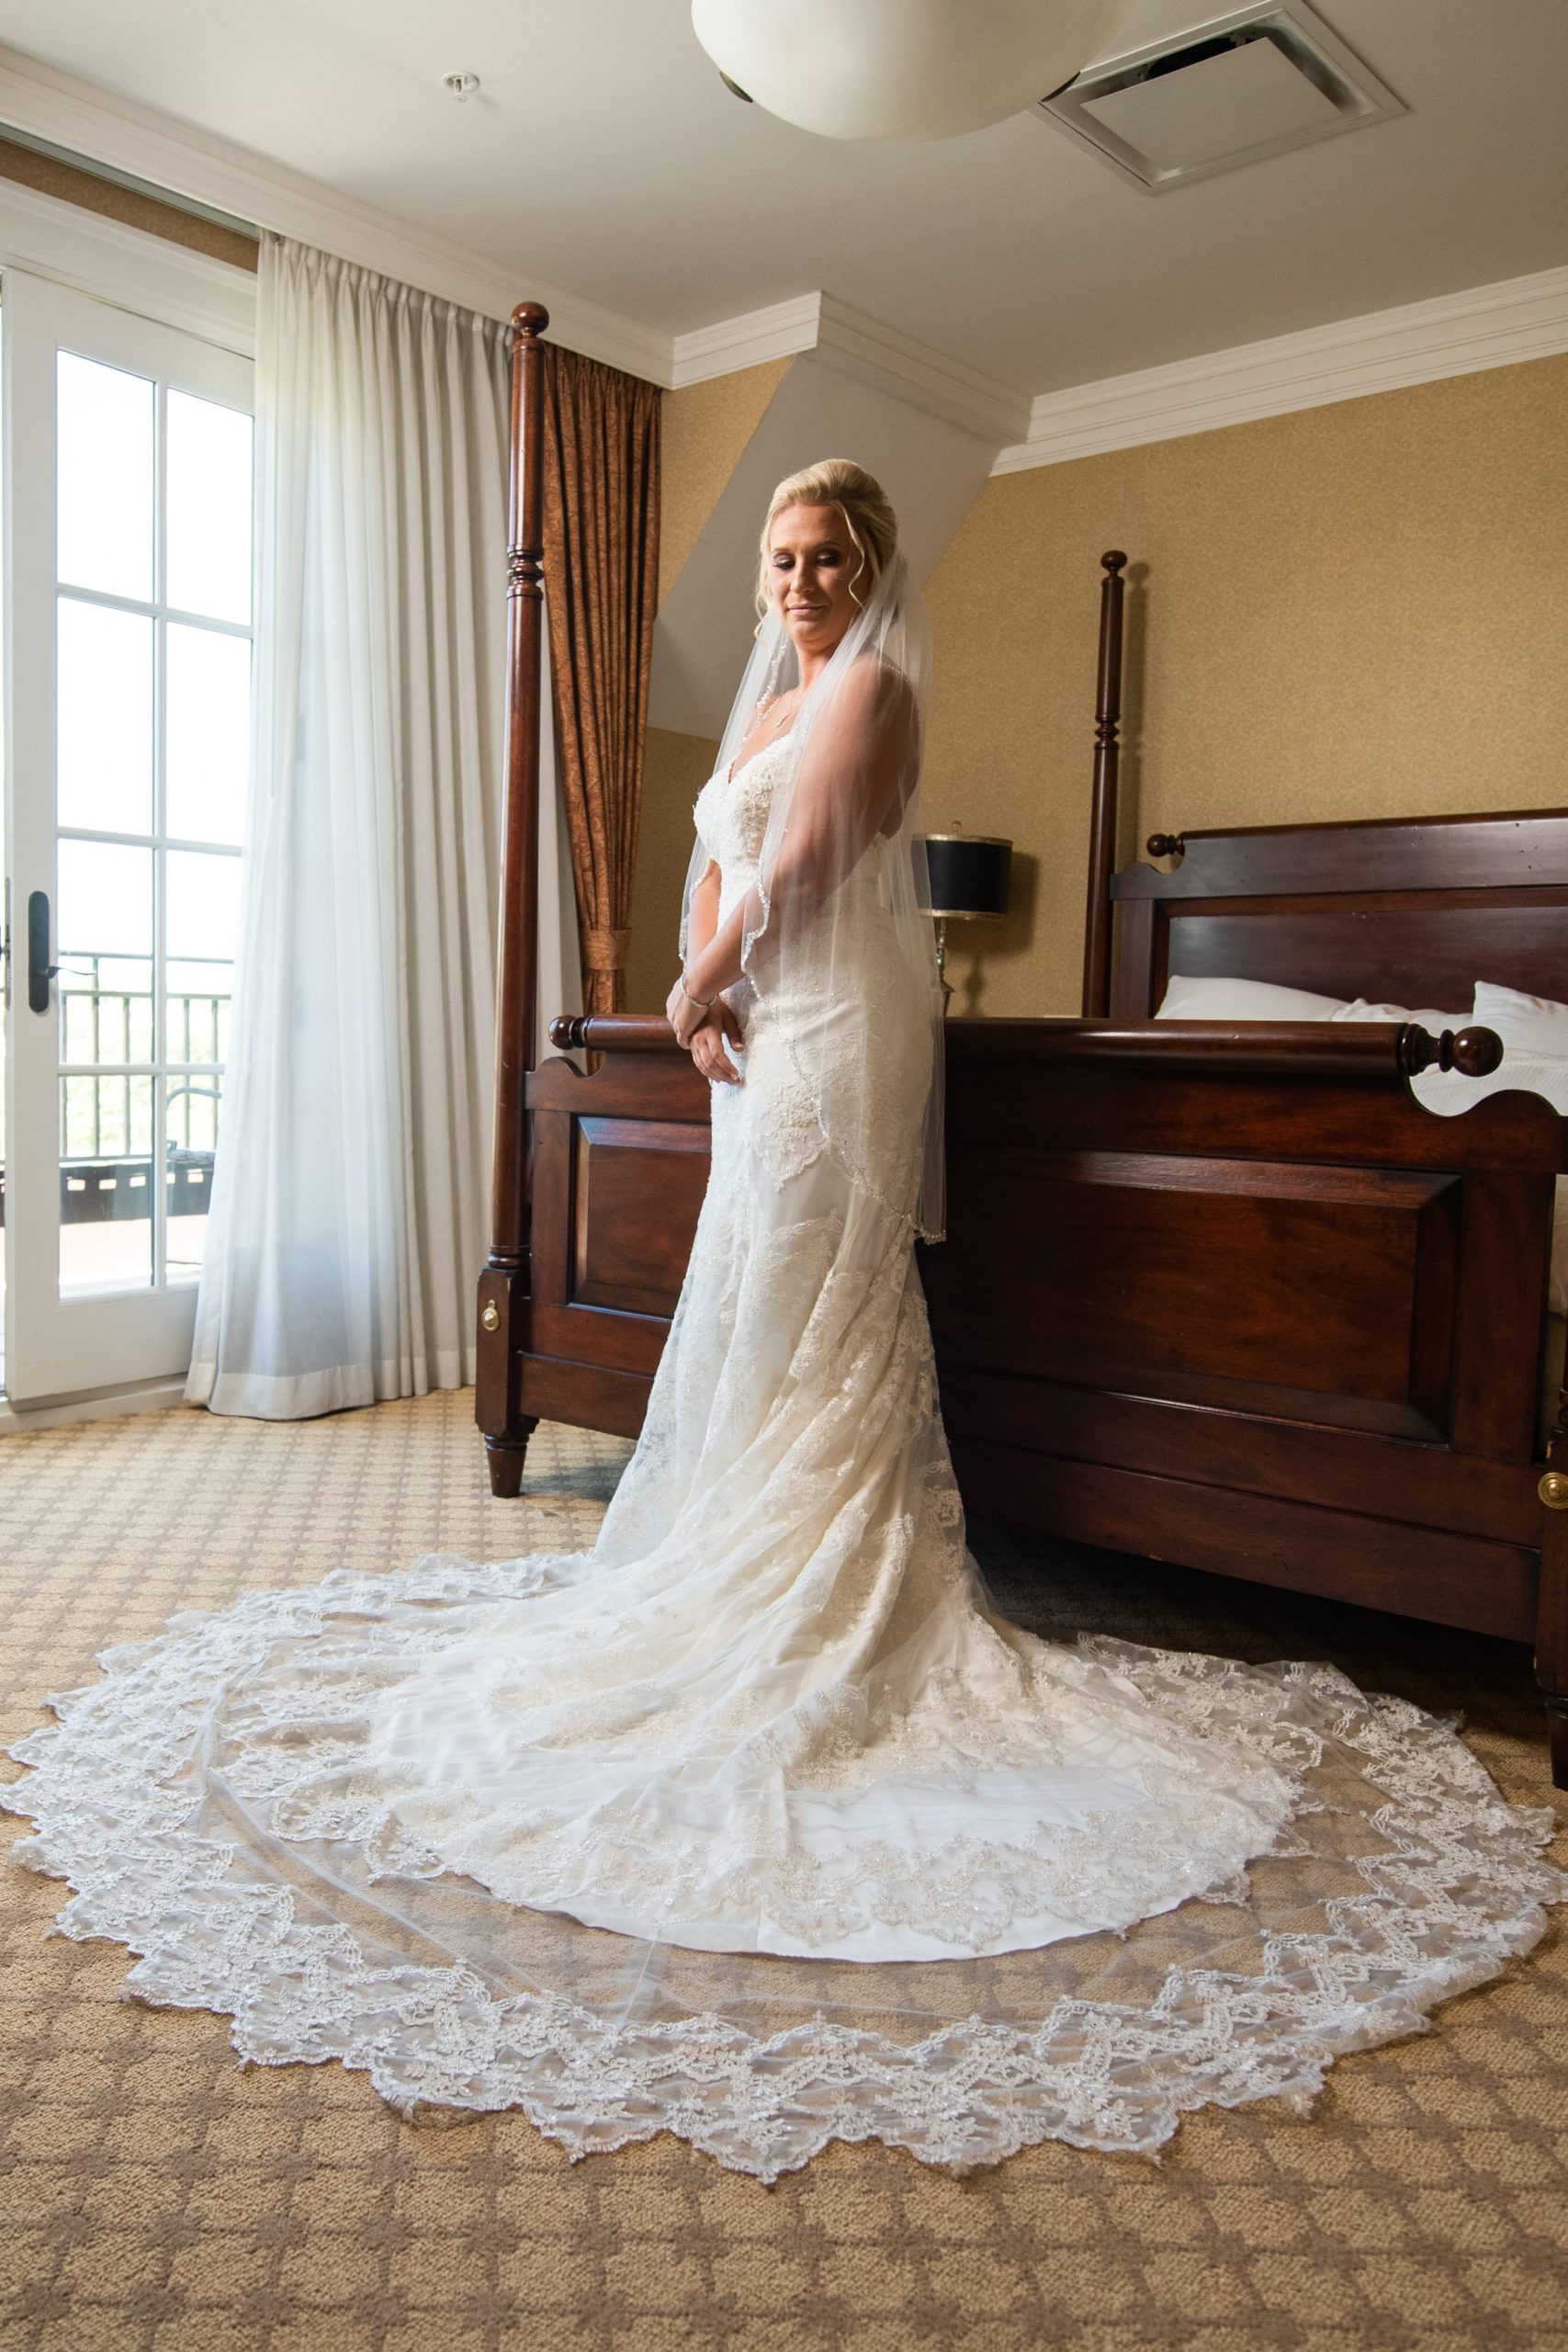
[
  {"x1": 442, "y1": 72, "x2": 480, "y2": 104},
  {"x1": 691, "y1": 0, "x2": 1139, "y2": 141}
]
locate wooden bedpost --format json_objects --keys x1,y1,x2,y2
[
  {"x1": 476, "y1": 300, "x2": 549, "y2": 1497},
  {"x1": 1080, "y1": 549, "x2": 1126, "y2": 1019},
  {"x1": 1538, "y1": 1339, "x2": 1568, "y2": 1787}
]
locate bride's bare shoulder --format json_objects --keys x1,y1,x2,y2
[{"x1": 836, "y1": 650, "x2": 916, "y2": 734}]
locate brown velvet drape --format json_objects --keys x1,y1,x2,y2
[{"x1": 540, "y1": 347, "x2": 661, "y2": 1017}]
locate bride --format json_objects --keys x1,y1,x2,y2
[{"x1": 7, "y1": 459, "x2": 1562, "y2": 2178}]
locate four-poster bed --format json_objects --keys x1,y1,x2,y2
[{"x1": 479, "y1": 308, "x2": 1568, "y2": 1782}]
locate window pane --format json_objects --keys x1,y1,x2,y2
[
  {"x1": 165, "y1": 848, "x2": 241, "y2": 967},
  {"x1": 165, "y1": 956, "x2": 230, "y2": 1068},
  {"x1": 61, "y1": 956, "x2": 153, "y2": 1069},
  {"x1": 164, "y1": 1073, "x2": 220, "y2": 1285},
  {"x1": 58, "y1": 351, "x2": 154, "y2": 602},
  {"x1": 59, "y1": 1075, "x2": 153, "y2": 1297},
  {"x1": 58, "y1": 838, "x2": 153, "y2": 965},
  {"x1": 57, "y1": 842, "x2": 153, "y2": 1091},
  {"x1": 166, "y1": 624, "x2": 250, "y2": 845},
  {"x1": 164, "y1": 849, "x2": 237, "y2": 1125},
  {"x1": 166, "y1": 390, "x2": 253, "y2": 624},
  {"x1": 57, "y1": 598, "x2": 154, "y2": 834}
]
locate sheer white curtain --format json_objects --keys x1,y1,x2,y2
[{"x1": 187, "y1": 235, "x2": 581, "y2": 1419}]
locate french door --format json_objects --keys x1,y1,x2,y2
[{"x1": 3, "y1": 270, "x2": 254, "y2": 1404}]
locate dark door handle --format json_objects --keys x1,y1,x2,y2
[{"x1": 28, "y1": 889, "x2": 59, "y2": 1013}]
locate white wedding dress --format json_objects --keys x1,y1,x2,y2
[{"x1": 7, "y1": 732, "x2": 1563, "y2": 2178}]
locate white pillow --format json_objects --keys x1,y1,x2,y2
[
  {"x1": 1328, "y1": 997, "x2": 1471, "y2": 1035},
  {"x1": 1156, "y1": 974, "x2": 1349, "y2": 1022},
  {"x1": 1474, "y1": 980, "x2": 1568, "y2": 1058}
]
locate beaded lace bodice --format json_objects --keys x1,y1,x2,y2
[{"x1": 694, "y1": 736, "x2": 786, "y2": 899}]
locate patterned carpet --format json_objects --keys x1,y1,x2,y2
[{"x1": 1, "y1": 1391, "x2": 1565, "y2": 2352}]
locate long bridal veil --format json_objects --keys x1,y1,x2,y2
[{"x1": 679, "y1": 549, "x2": 947, "y2": 1242}]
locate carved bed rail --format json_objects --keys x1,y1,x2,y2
[
  {"x1": 552, "y1": 1010, "x2": 1503, "y2": 1085},
  {"x1": 549, "y1": 1013, "x2": 682, "y2": 1055}
]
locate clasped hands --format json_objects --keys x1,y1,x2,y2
[{"x1": 666, "y1": 975, "x2": 745, "y2": 1084}]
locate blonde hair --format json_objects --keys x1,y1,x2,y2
[{"x1": 756, "y1": 458, "x2": 898, "y2": 616}]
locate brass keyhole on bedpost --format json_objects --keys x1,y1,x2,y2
[{"x1": 481, "y1": 1302, "x2": 501, "y2": 1332}]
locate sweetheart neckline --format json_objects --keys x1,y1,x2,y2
[{"x1": 723, "y1": 729, "x2": 796, "y2": 787}]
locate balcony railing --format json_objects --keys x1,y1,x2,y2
[{"x1": 0, "y1": 955, "x2": 228, "y2": 1230}]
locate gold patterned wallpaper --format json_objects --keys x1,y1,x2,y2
[
  {"x1": 658, "y1": 358, "x2": 791, "y2": 606},
  {"x1": 629, "y1": 359, "x2": 791, "y2": 1008},
  {"x1": 627, "y1": 725, "x2": 718, "y2": 1009}
]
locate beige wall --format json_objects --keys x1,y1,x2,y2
[
  {"x1": 627, "y1": 725, "x2": 718, "y2": 1010},
  {"x1": 631, "y1": 360, "x2": 789, "y2": 1004},
  {"x1": 922, "y1": 353, "x2": 1568, "y2": 1018},
  {"x1": 659, "y1": 358, "x2": 790, "y2": 605}
]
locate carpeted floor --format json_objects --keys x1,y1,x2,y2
[{"x1": 2, "y1": 1391, "x2": 1565, "y2": 2352}]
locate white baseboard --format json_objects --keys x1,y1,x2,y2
[{"x1": 0, "y1": 1374, "x2": 193, "y2": 1434}]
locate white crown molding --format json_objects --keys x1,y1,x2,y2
[
  {"x1": 0, "y1": 42, "x2": 669, "y2": 379},
  {"x1": 993, "y1": 262, "x2": 1568, "y2": 473},
  {"x1": 812, "y1": 293, "x2": 1030, "y2": 447},
  {"x1": 670, "y1": 291, "x2": 822, "y2": 386},
  {"x1": 0, "y1": 174, "x2": 255, "y2": 351},
  {"x1": 671, "y1": 288, "x2": 1030, "y2": 446}
]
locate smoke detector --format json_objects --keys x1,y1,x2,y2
[{"x1": 1040, "y1": 2, "x2": 1404, "y2": 191}]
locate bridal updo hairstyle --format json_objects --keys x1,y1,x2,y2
[{"x1": 756, "y1": 458, "x2": 898, "y2": 616}]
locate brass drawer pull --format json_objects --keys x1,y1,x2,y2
[{"x1": 1541, "y1": 1470, "x2": 1568, "y2": 1511}]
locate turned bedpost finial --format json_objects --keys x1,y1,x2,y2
[
  {"x1": 1145, "y1": 832, "x2": 1185, "y2": 861},
  {"x1": 506, "y1": 306, "x2": 549, "y2": 603},
  {"x1": 1397, "y1": 1023, "x2": 1505, "y2": 1080},
  {"x1": 1081, "y1": 553, "x2": 1128, "y2": 1018}
]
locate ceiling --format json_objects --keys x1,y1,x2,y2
[{"x1": 0, "y1": 0, "x2": 1564, "y2": 399}]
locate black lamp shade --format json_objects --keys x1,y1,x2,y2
[{"x1": 917, "y1": 833, "x2": 1011, "y2": 919}]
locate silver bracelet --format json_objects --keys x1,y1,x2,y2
[{"x1": 679, "y1": 978, "x2": 713, "y2": 1012}]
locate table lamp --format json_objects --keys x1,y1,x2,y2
[{"x1": 916, "y1": 831, "x2": 1012, "y2": 1011}]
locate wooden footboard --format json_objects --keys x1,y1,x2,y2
[
  {"x1": 498, "y1": 1019, "x2": 708, "y2": 1441},
  {"x1": 928, "y1": 1019, "x2": 1561, "y2": 1613},
  {"x1": 922, "y1": 1018, "x2": 1567, "y2": 1773}
]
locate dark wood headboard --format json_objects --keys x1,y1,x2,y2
[{"x1": 1106, "y1": 809, "x2": 1568, "y2": 1023}]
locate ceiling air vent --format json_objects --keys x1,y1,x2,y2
[{"x1": 1039, "y1": 1, "x2": 1404, "y2": 192}]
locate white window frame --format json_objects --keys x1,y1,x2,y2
[{"x1": 1, "y1": 186, "x2": 255, "y2": 1419}]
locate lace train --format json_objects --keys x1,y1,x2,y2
[{"x1": 6, "y1": 1551, "x2": 1561, "y2": 2182}]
